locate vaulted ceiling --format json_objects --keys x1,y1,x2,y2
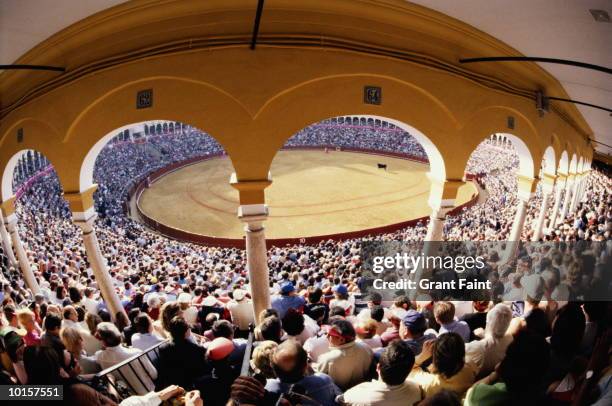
[{"x1": 1, "y1": 0, "x2": 609, "y2": 156}]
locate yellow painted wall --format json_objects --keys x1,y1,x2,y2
[{"x1": 0, "y1": 0, "x2": 594, "y2": 207}]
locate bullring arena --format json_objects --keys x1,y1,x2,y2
[
  {"x1": 137, "y1": 149, "x2": 477, "y2": 240},
  {"x1": 0, "y1": 1, "x2": 610, "y2": 405}
]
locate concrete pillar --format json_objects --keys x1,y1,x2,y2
[
  {"x1": 231, "y1": 174, "x2": 273, "y2": 324},
  {"x1": 240, "y1": 206, "x2": 271, "y2": 321},
  {"x1": 532, "y1": 175, "x2": 555, "y2": 241},
  {"x1": 1, "y1": 205, "x2": 40, "y2": 294},
  {"x1": 65, "y1": 188, "x2": 126, "y2": 321},
  {"x1": 0, "y1": 212, "x2": 18, "y2": 266},
  {"x1": 569, "y1": 174, "x2": 582, "y2": 213},
  {"x1": 74, "y1": 213, "x2": 125, "y2": 320},
  {"x1": 559, "y1": 174, "x2": 575, "y2": 222},
  {"x1": 547, "y1": 174, "x2": 566, "y2": 230},
  {"x1": 506, "y1": 176, "x2": 537, "y2": 258}
]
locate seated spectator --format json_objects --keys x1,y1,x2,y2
[
  {"x1": 281, "y1": 308, "x2": 317, "y2": 344},
  {"x1": 399, "y1": 310, "x2": 437, "y2": 355},
  {"x1": 157, "y1": 316, "x2": 208, "y2": 390},
  {"x1": 256, "y1": 316, "x2": 282, "y2": 343},
  {"x1": 131, "y1": 313, "x2": 164, "y2": 351},
  {"x1": 40, "y1": 313, "x2": 65, "y2": 364},
  {"x1": 409, "y1": 332, "x2": 477, "y2": 397},
  {"x1": 271, "y1": 282, "x2": 305, "y2": 319},
  {"x1": 60, "y1": 327, "x2": 101, "y2": 375},
  {"x1": 197, "y1": 337, "x2": 239, "y2": 406},
  {"x1": 543, "y1": 304, "x2": 586, "y2": 389},
  {"x1": 16, "y1": 309, "x2": 41, "y2": 346},
  {"x1": 226, "y1": 289, "x2": 255, "y2": 334},
  {"x1": 250, "y1": 340, "x2": 278, "y2": 379},
  {"x1": 304, "y1": 287, "x2": 329, "y2": 325},
  {"x1": 315, "y1": 319, "x2": 374, "y2": 390},
  {"x1": 93, "y1": 322, "x2": 158, "y2": 395},
  {"x1": 178, "y1": 293, "x2": 198, "y2": 327},
  {"x1": 341, "y1": 339, "x2": 423, "y2": 405},
  {"x1": 460, "y1": 300, "x2": 489, "y2": 341},
  {"x1": 265, "y1": 339, "x2": 341, "y2": 405},
  {"x1": 329, "y1": 284, "x2": 354, "y2": 316},
  {"x1": 464, "y1": 330, "x2": 551, "y2": 405},
  {"x1": 381, "y1": 308, "x2": 406, "y2": 346},
  {"x1": 355, "y1": 319, "x2": 383, "y2": 349},
  {"x1": 465, "y1": 303, "x2": 513, "y2": 378},
  {"x1": 434, "y1": 302, "x2": 470, "y2": 343},
  {"x1": 369, "y1": 305, "x2": 389, "y2": 336}
]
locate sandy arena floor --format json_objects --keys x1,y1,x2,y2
[{"x1": 138, "y1": 150, "x2": 476, "y2": 238}]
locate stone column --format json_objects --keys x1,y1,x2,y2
[
  {"x1": 506, "y1": 176, "x2": 537, "y2": 258},
  {"x1": 1, "y1": 199, "x2": 40, "y2": 294},
  {"x1": 547, "y1": 174, "x2": 566, "y2": 230},
  {"x1": 0, "y1": 212, "x2": 18, "y2": 266},
  {"x1": 532, "y1": 175, "x2": 555, "y2": 241},
  {"x1": 231, "y1": 174, "x2": 273, "y2": 324},
  {"x1": 65, "y1": 188, "x2": 126, "y2": 321},
  {"x1": 569, "y1": 174, "x2": 582, "y2": 213},
  {"x1": 240, "y1": 207, "x2": 270, "y2": 321},
  {"x1": 74, "y1": 213, "x2": 125, "y2": 320},
  {"x1": 559, "y1": 174, "x2": 575, "y2": 222}
]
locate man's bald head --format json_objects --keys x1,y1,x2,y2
[{"x1": 271, "y1": 339, "x2": 307, "y2": 382}]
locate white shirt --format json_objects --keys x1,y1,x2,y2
[
  {"x1": 303, "y1": 334, "x2": 330, "y2": 363},
  {"x1": 342, "y1": 378, "x2": 423, "y2": 406},
  {"x1": 465, "y1": 334, "x2": 513, "y2": 377},
  {"x1": 94, "y1": 345, "x2": 158, "y2": 395},
  {"x1": 132, "y1": 333, "x2": 165, "y2": 352},
  {"x1": 82, "y1": 297, "x2": 100, "y2": 315},
  {"x1": 227, "y1": 300, "x2": 255, "y2": 330}
]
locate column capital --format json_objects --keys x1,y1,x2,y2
[
  {"x1": 427, "y1": 178, "x2": 465, "y2": 211},
  {"x1": 517, "y1": 175, "x2": 537, "y2": 201},
  {"x1": 540, "y1": 173, "x2": 556, "y2": 194},
  {"x1": 64, "y1": 185, "x2": 98, "y2": 214},
  {"x1": 0, "y1": 196, "x2": 16, "y2": 219},
  {"x1": 230, "y1": 173, "x2": 272, "y2": 206}
]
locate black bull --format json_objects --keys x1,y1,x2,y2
[{"x1": 377, "y1": 163, "x2": 387, "y2": 170}]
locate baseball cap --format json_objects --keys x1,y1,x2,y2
[
  {"x1": 280, "y1": 282, "x2": 295, "y2": 294},
  {"x1": 333, "y1": 284, "x2": 348, "y2": 295},
  {"x1": 402, "y1": 310, "x2": 426, "y2": 332}
]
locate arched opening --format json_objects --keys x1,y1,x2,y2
[
  {"x1": 260, "y1": 114, "x2": 465, "y2": 242},
  {"x1": 4, "y1": 149, "x2": 77, "y2": 287},
  {"x1": 443, "y1": 132, "x2": 535, "y2": 241},
  {"x1": 86, "y1": 122, "x2": 234, "y2": 247}
]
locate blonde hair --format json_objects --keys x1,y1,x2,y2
[
  {"x1": 16, "y1": 309, "x2": 34, "y2": 326},
  {"x1": 60, "y1": 327, "x2": 83, "y2": 353},
  {"x1": 250, "y1": 340, "x2": 278, "y2": 378}
]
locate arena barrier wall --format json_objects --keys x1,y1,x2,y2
[{"x1": 129, "y1": 148, "x2": 481, "y2": 249}]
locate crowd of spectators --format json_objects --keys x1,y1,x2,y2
[{"x1": 0, "y1": 120, "x2": 610, "y2": 405}]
